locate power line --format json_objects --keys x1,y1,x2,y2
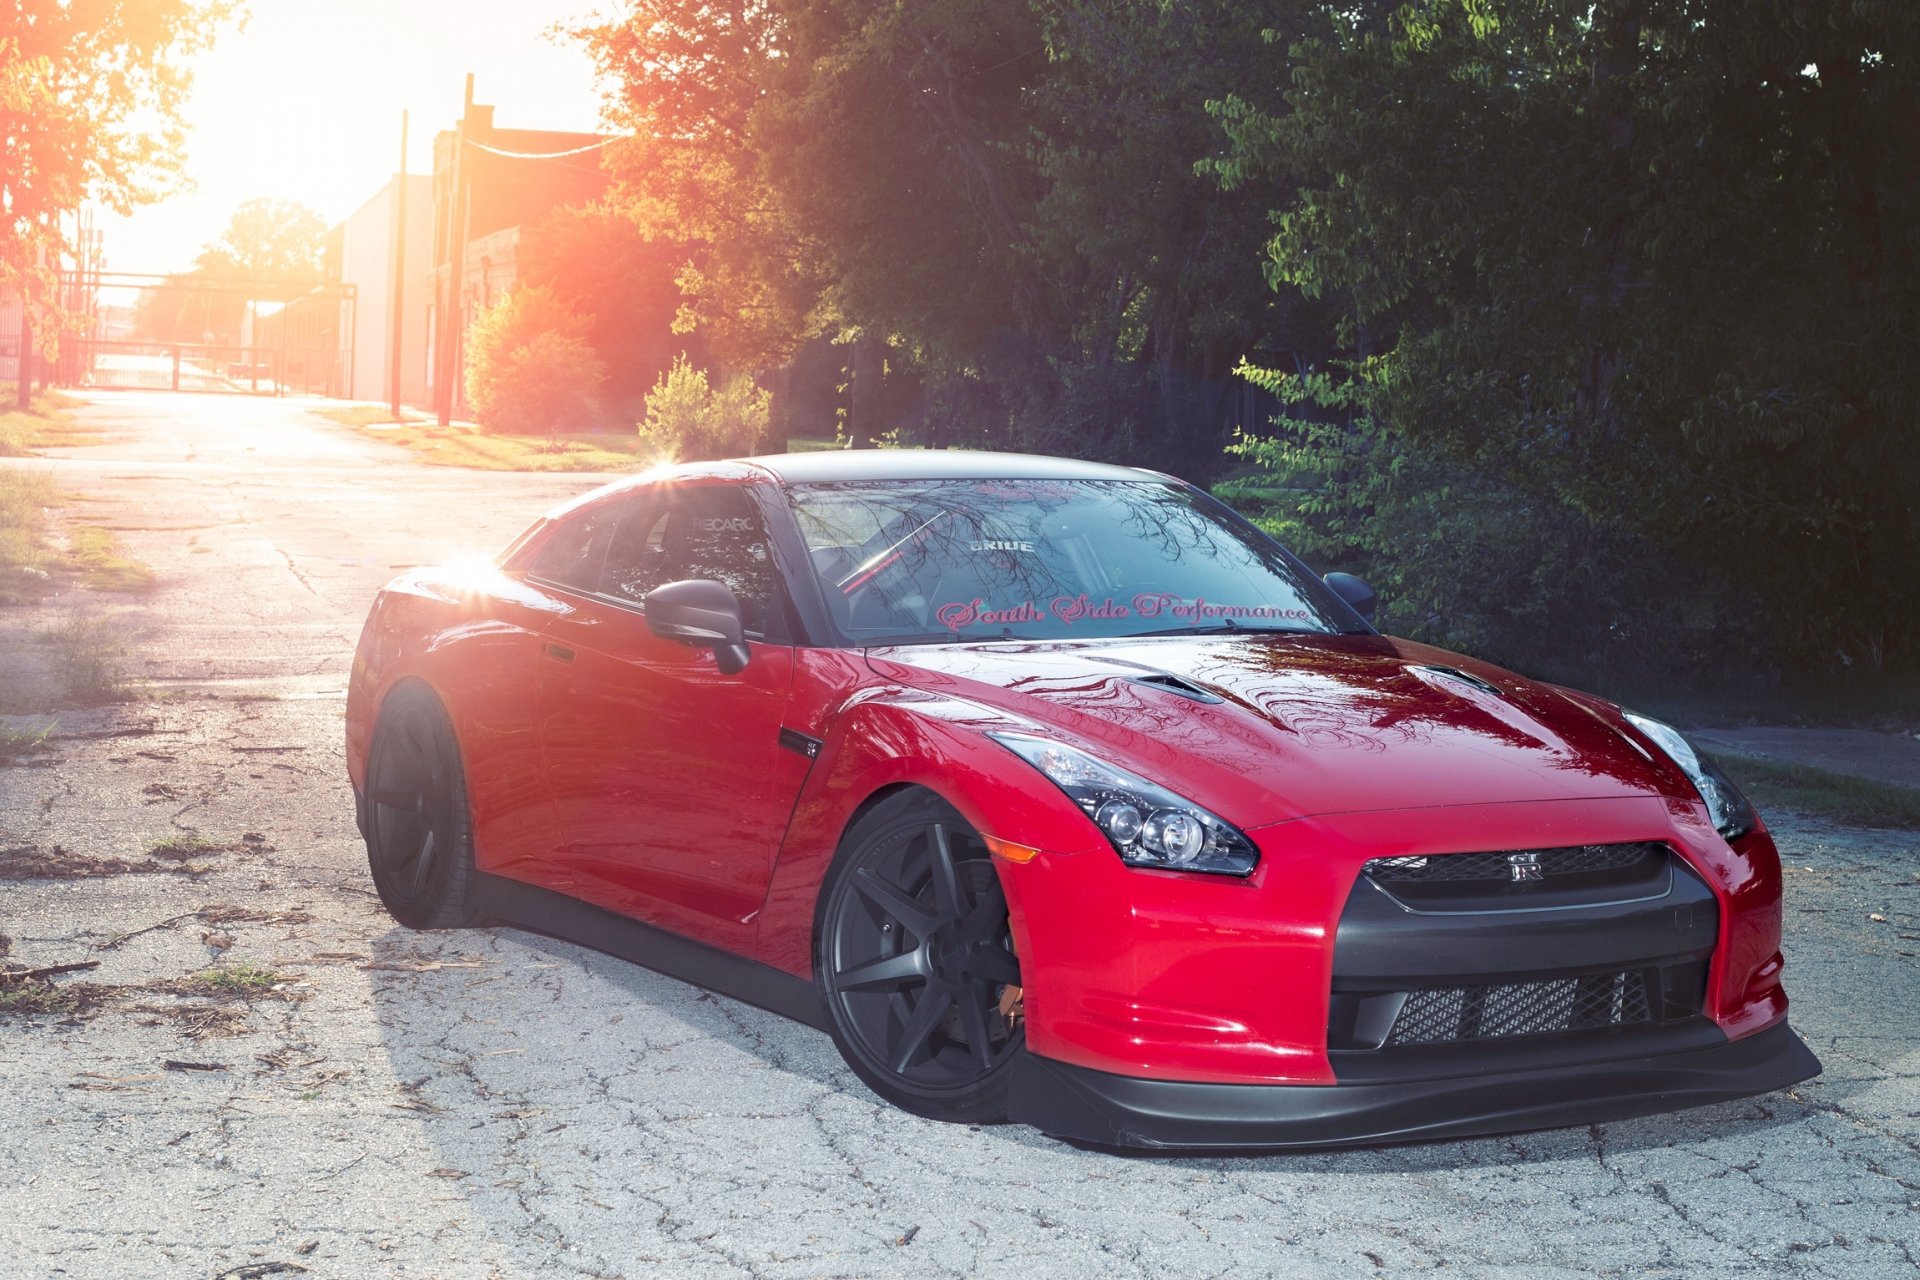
[{"x1": 463, "y1": 136, "x2": 618, "y2": 160}]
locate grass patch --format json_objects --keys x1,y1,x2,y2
[
  {"x1": 0, "y1": 467, "x2": 60, "y2": 601},
  {"x1": 311, "y1": 404, "x2": 425, "y2": 430},
  {"x1": 0, "y1": 392, "x2": 86, "y2": 456},
  {"x1": 1720, "y1": 753, "x2": 1920, "y2": 830},
  {"x1": 189, "y1": 962, "x2": 287, "y2": 994},
  {"x1": 316, "y1": 408, "x2": 661, "y2": 473},
  {"x1": 36, "y1": 614, "x2": 133, "y2": 703},
  {"x1": 1592, "y1": 676, "x2": 1920, "y2": 734},
  {"x1": 319, "y1": 405, "x2": 852, "y2": 471},
  {"x1": 67, "y1": 525, "x2": 155, "y2": 592}
]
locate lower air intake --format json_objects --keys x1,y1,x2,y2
[{"x1": 1388, "y1": 969, "x2": 1653, "y2": 1046}]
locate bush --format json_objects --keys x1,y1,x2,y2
[
  {"x1": 464, "y1": 286, "x2": 606, "y2": 437},
  {"x1": 637, "y1": 355, "x2": 770, "y2": 461}
]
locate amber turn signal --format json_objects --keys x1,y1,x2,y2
[{"x1": 983, "y1": 836, "x2": 1042, "y2": 864}]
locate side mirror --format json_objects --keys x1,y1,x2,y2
[
  {"x1": 644, "y1": 579, "x2": 751, "y2": 674},
  {"x1": 1323, "y1": 572, "x2": 1377, "y2": 625}
]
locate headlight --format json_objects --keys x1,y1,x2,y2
[
  {"x1": 1622, "y1": 711, "x2": 1757, "y2": 839},
  {"x1": 989, "y1": 733, "x2": 1259, "y2": 876}
]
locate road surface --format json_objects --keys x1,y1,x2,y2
[{"x1": 0, "y1": 392, "x2": 1915, "y2": 1278}]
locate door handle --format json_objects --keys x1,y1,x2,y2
[{"x1": 542, "y1": 642, "x2": 576, "y2": 663}]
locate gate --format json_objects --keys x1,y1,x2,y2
[{"x1": 54, "y1": 270, "x2": 357, "y2": 397}]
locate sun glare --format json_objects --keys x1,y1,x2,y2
[{"x1": 98, "y1": 1, "x2": 607, "y2": 274}]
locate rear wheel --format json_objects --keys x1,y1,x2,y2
[
  {"x1": 815, "y1": 791, "x2": 1024, "y2": 1122},
  {"x1": 363, "y1": 683, "x2": 480, "y2": 929}
]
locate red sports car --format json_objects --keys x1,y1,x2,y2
[{"x1": 345, "y1": 451, "x2": 1819, "y2": 1149}]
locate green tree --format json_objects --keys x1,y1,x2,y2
[
  {"x1": 638, "y1": 355, "x2": 771, "y2": 462},
  {"x1": 574, "y1": 0, "x2": 1315, "y2": 471},
  {"x1": 464, "y1": 286, "x2": 606, "y2": 439},
  {"x1": 1216, "y1": 0, "x2": 1920, "y2": 676},
  {"x1": 0, "y1": 1, "x2": 236, "y2": 346},
  {"x1": 516, "y1": 204, "x2": 694, "y2": 410},
  {"x1": 195, "y1": 197, "x2": 327, "y2": 281}
]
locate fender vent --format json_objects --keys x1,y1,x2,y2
[{"x1": 1127, "y1": 673, "x2": 1223, "y2": 704}]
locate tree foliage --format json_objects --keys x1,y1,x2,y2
[
  {"x1": 517, "y1": 204, "x2": 695, "y2": 410},
  {"x1": 464, "y1": 286, "x2": 606, "y2": 438},
  {"x1": 1217, "y1": 0, "x2": 1920, "y2": 677},
  {"x1": 574, "y1": 0, "x2": 1307, "y2": 472},
  {"x1": 0, "y1": 0, "x2": 235, "y2": 345},
  {"x1": 195, "y1": 197, "x2": 326, "y2": 280},
  {"x1": 578, "y1": 0, "x2": 1920, "y2": 678}
]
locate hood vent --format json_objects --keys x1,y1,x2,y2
[
  {"x1": 1417, "y1": 665, "x2": 1507, "y2": 698},
  {"x1": 1127, "y1": 672, "x2": 1224, "y2": 704}
]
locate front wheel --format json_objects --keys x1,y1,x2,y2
[
  {"x1": 362, "y1": 682, "x2": 481, "y2": 929},
  {"x1": 814, "y1": 791, "x2": 1024, "y2": 1123}
]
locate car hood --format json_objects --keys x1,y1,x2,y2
[{"x1": 863, "y1": 633, "x2": 1676, "y2": 827}]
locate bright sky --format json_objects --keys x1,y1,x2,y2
[{"x1": 98, "y1": 0, "x2": 611, "y2": 274}]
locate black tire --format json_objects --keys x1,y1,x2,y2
[
  {"x1": 363, "y1": 682, "x2": 481, "y2": 929},
  {"x1": 814, "y1": 790, "x2": 1024, "y2": 1123}
]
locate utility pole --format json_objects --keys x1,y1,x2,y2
[
  {"x1": 436, "y1": 75, "x2": 474, "y2": 426},
  {"x1": 390, "y1": 109, "x2": 408, "y2": 420}
]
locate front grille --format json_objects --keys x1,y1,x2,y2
[
  {"x1": 1387, "y1": 969, "x2": 1652, "y2": 1047},
  {"x1": 1367, "y1": 842, "x2": 1662, "y2": 884}
]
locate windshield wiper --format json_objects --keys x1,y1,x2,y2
[
  {"x1": 1121, "y1": 624, "x2": 1316, "y2": 638},
  {"x1": 860, "y1": 631, "x2": 1041, "y2": 647}
]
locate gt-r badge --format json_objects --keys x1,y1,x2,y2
[{"x1": 1508, "y1": 852, "x2": 1544, "y2": 882}]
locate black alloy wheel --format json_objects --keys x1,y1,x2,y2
[
  {"x1": 815, "y1": 790, "x2": 1024, "y2": 1122},
  {"x1": 363, "y1": 682, "x2": 480, "y2": 929}
]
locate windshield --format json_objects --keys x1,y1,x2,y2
[{"x1": 786, "y1": 478, "x2": 1366, "y2": 646}]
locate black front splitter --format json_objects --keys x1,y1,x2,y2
[{"x1": 1007, "y1": 1022, "x2": 1820, "y2": 1152}]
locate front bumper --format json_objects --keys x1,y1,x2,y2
[{"x1": 1008, "y1": 1020, "x2": 1821, "y2": 1151}]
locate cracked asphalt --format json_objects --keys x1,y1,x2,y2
[{"x1": 1, "y1": 392, "x2": 1916, "y2": 1279}]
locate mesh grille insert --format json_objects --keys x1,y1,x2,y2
[
  {"x1": 1387, "y1": 970, "x2": 1653, "y2": 1046},
  {"x1": 1366, "y1": 842, "x2": 1662, "y2": 884}
]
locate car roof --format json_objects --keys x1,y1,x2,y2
[{"x1": 739, "y1": 449, "x2": 1156, "y2": 484}]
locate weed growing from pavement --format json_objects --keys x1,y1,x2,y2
[
  {"x1": 0, "y1": 982, "x2": 97, "y2": 1016},
  {"x1": 0, "y1": 721, "x2": 54, "y2": 763},
  {"x1": 67, "y1": 526, "x2": 155, "y2": 592},
  {"x1": 35, "y1": 614, "x2": 133, "y2": 704},
  {"x1": 189, "y1": 962, "x2": 287, "y2": 993},
  {"x1": 147, "y1": 834, "x2": 232, "y2": 860}
]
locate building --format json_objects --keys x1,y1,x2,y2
[
  {"x1": 426, "y1": 95, "x2": 608, "y2": 421},
  {"x1": 325, "y1": 174, "x2": 432, "y2": 406}
]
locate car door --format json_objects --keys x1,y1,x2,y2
[{"x1": 532, "y1": 481, "x2": 811, "y2": 952}]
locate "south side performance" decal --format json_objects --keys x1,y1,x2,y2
[{"x1": 936, "y1": 592, "x2": 1314, "y2": 632}]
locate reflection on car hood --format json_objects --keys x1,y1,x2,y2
[{"x1": 863, "y1": 633, "x2": 1675, "y2": 826}]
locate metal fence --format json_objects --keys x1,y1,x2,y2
[{"x1": 51, "y1": 271, "x2": 356, "y2": 397}]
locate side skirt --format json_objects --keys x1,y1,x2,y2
[{"x1": 471, "y1": 873, "x2": 829, "y2": 1031}]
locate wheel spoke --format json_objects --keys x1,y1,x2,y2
[
  {"x1": 850, "y1": 867, "x2": 938, "y2": 938},
  {"x1": 961, "y1": 879, "x2": 1006, "y2": 934},
  {"x1": 836, "y1": 950, "x2": 926, "y2": 992},
  {"x1": 927, "y1": 824, "x2": 963, "y2": 919},
  {"x1": 956, "y1": 988, "x2": 996, "y2": 1070},
  {"x1": 889, "y1": 987, "x2": 953, "y2": 1074},
  {"x1": 965, "y1": 944, "x2": 1021, "y2": 987},
  {"x1": 409, "y1": 828, "x2": 437, "y2": 895}
]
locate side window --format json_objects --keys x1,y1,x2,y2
[
  {"x1": 526, "y1": 506, "x2": 609, "y2": 591},
  {"x1": 595, "y1": 487, "x2": 776, "y2": 635}
]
